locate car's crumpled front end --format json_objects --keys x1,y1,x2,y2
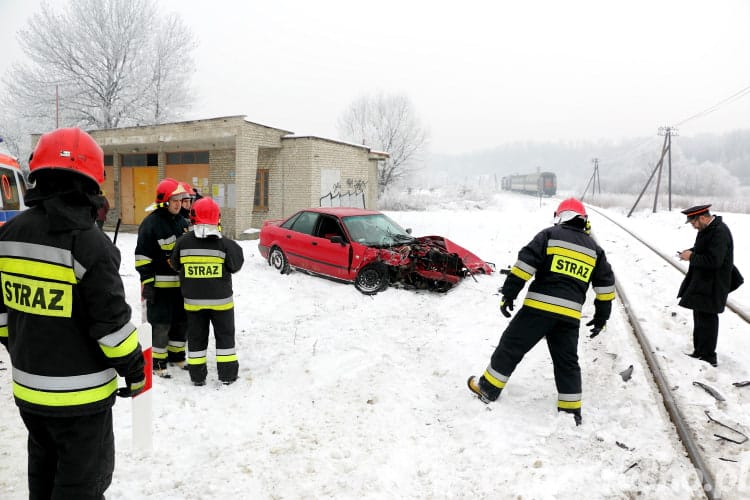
[{"x1": 364, "y1": 236, "x2": 494, "y2": 292}]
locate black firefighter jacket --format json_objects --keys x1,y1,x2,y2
[
  {"x1": 502, "y1": 222, "x2": 616, "y2": 323},
  {"x1": 135, "y1": 207, "x2": 189, "y2": 323},
  {"x1": 678, "y1": 215, "x2": 734, "y2": 314},
  {"x1": 170, "y1": 231, "x2": 244, "y2": 311},
  {"x1": 0, "y1": 196, "x2": 143, "y2": 417}
]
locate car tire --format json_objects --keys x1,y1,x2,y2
[
  {"x1": 269, "y1": 246, "x2": 290, "y2": 274},
  {"x1": 354, "y1": 263, "x2": 389, "y2": 295}
]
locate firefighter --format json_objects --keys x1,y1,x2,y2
[
  {"x1": 170, "y1": 197, "x2": 244, "y2": 385},
  {"x1": 178, "y1": 181, "x2": 196, "y2": 225},
  {"x1": 135, "y1": 177, "x2": 189, "y2": 377},
  {"x1": 0, "y1": 127, "x2": 145, "y2": 498},
  {"x1": 467, "y1": 198, "x2": 615, "y2": 425}
]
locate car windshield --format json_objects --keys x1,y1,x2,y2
[{"x1": 343, "y1": 214, "x2": 414, "y2": 247}]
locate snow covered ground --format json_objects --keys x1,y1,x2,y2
[{"x1": 1, "y1": 192, "x2": 749, "y2": 499}]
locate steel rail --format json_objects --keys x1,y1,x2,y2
[
  {"x1": 598, "y1": 259, "x2": 716, "y2": 499},
  {"x1": 587, "y1": 206, "x2": 724, "y2": 499}
]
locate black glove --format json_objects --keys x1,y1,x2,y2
[
  {"x1": 500, "y1": 297, "x2": 514, "y2": 318},
  {"x1": 116, "y1": 376, "x2": 146, "y2": 398},
  {"x1": 586, "y1": 318, "x2": 606, "y2": 338},
  {"x1": 141, "y1": 283, "x2": 155, "y2": 304}
]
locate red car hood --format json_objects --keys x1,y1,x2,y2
[{"x1": 416, "y1": 236, "x2": 494, "y2": 274}]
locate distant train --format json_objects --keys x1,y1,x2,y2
[{"x1": 501, "y1": 172, "x2": 557, "y2": 196}]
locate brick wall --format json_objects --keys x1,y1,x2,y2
[
  {"x1": 309, "y1": 139, "x2": 377, "y2": 210},
  {"x1": 84, "y1": 117, "x2": 383, "y2": 239},
  {"x1": 275, "y1": 137, "x2": 379, "y2": 217},
  {"x1": 209, "y1": 149, "x2": 236, "y2": 236}
]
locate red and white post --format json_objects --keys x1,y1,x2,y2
[{"x1": 132, "y1": 322, "x2": 153, "y2": 451}]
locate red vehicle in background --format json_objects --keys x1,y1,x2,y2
[
  {"x1": 258, "y1": 207, "x2": 494, "y2": 294},
  {"x1": 0, "y1": 148, "x2": 28, "y2": 226}
]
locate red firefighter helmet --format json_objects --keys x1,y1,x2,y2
[
  {"x1": 155, "y1": 178, "x2": 187, "y2": 205},
  {"x1": 190, "y1": 197, "x2": 220, "y2": 225},
  {"x1": 28, "y1": 127, "x2": 104, "y2": 185},
  {"x1": 179, "y1": 181, "x2": 195, "y2": 199},
  {"x1": 554, "y1": 198, "x2": 587, "y2": 223}
]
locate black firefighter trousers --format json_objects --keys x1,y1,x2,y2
[
  {"x1": 186, "y1": 308, "x2": 239, "y2": 383},
  {"x1": 20, "y1": 408, "x2": 114, "y2": 500},
  {"x1": 489, "y1": 308, "x2": 582, "y2": 410}
]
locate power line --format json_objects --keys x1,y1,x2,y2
[
  {"x1": 597, "y1": 135, "x2": 662, "y2": 167},
  {"x1": 674, "y1": 83, "x2": 750, "y2": 127},
  {"x1": 599, "y1": 83, "x2": 750, "y2": 167}
]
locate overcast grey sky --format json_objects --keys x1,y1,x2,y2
[{"x1": 2, "y1": 0, "x2": 749, "y2": 154}]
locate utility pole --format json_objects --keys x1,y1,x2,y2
[
  {"x1": 580, "y1": 158, "x2": 601, "y2": 201},
  {"x1": 627, "y1": 126, "x2": 677, "y2": 217},
  {"x1": 662, "y1": 126, "x2": 676, "y2": 211}
]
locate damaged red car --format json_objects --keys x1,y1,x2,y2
[{"x1": 258, "y1": 207, "x2": 494, "y2": 294}]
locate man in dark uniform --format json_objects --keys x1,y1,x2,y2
[
  {"x1": 178, "y1": 181, "x2": 195, "y2": 225},
  {"x1": 170, "y1": 197, "x2": 244, "y2": 386},
  {"x1": 0, "y1": 127, "x2": 145, "y2": 499},
  {"x1": 135, "y1": 178, "x2": 189, "y2": 378},
  {"x1": 677, "y1": 204, "x2": 734, "y2": 367},
  {"x1": 468, "y1": 198, "x2": 615, "y2": 425}
]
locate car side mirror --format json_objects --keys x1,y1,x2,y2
[
  {"x1": 406, "y1": 228, "x2": 412, "y2": 234},
  {"x1": 330, "y1": 235, "x2": 346, "y2": 245}
]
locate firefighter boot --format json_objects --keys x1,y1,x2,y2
[
  {"x1": 189, "y1": 364, "x2": 208, "y2": 387},
  {"x1": 153, "y1": 359, "x2": 172, "y2": 379},
  {"x1": 467, "y1": 376, "x2": 501, "y2": 404},
  {"x1": 558, "y1": 408, "x2": 582, "y2": 426}
]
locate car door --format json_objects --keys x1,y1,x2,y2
[
  {"x1": 306, "y1": 214, "x2": 353, "y2": 280},
  {"x1": 282, "y1": 211, "x2": 320, "y2": 270}
]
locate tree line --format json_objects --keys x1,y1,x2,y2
[{"x1": 0, "y1": 0, "x2": 425, "y2": 196}]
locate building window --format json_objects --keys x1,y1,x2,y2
[
  {"x1": 166, "y1": 151, "x2": 209, "y2": 164},
  {"x1": 104, "y1": 155, "x2": 113, "y2": 166},
  {"x1": 121, "y1": 153, "x2": 157, "y2": 167},
  {"x1": 254, "y1": 169, "x2": 269, "y2": 211}
]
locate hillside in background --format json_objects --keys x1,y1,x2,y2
[{"x1": 423, "y1": 129, "x2": 750, "y2": 197}]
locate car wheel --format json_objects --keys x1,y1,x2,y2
[
  {"x1": 354, "y1": 263, "x2": 389, "y2": 295},
  {"x1": 269, "y1": 247, "x2": 290, "y2": 274}
]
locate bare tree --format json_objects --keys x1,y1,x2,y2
[
  {"x1": 338, "y1": 93, "x2": 428, "y2": 194},
  {"x1": 0, "y1": 0, "x2": 195, "y2": 157}
]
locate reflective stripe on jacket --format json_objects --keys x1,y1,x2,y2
[
  {"x1": 0, "y1": 205, "x2": 143, "y2": 416},
  {"x1": 502, "y1": 223, "x2": 615, "y2": 323},
  {"x1": 170, "y1": 231, "x2": 244, "y2": 311},
  {"x1": 134, "y1": 208, "x2": 188, "y2": 288}
]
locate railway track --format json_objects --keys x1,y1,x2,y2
[{"x1": 588, "y1": 205, "x2": 750, "y2": 499}]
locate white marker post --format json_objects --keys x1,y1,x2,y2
[{"x1": 132, "y1": 322, "x2": 153, "y2": 451}]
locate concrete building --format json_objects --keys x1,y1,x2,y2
[{"x1": 63, "y1": 116, "x2": 386, "y2": 239}]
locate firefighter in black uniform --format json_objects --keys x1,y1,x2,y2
[
  {"x1": 135, "y1": 178, "x2": 189, "y2": 377},
  {"x1": 165, "y1": 181, "x2": 198, "y2": 361},
  {"x1": 468, "y1": 198, "x2": 615, "y2": 425},
  {"x1": 178, "y1": 181, "x2": 196, "y2": 225},
  {"x1": 0, "y1": 127, "x2": 145, "y2": 498},
  {"x1": 677, "y1": 204, "x2": 734, "y2": 367},
  {"x1": 170, "y1": 197, "x2": 244, "y2": 385}
]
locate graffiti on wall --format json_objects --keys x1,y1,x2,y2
[{"x1": 319, "y1": 177, "x2": 367, "y2": 209}]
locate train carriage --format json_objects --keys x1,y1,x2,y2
[{"x1": 501, "y1": 171, "x2": 556, "y2": 196}]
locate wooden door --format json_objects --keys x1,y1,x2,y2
[
  {"x1": 120, "y1": 168, "x2": 134, "y2": 224},
  {"x1": 121, "y1": 167, "x2": 159, "y2": 225}
]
